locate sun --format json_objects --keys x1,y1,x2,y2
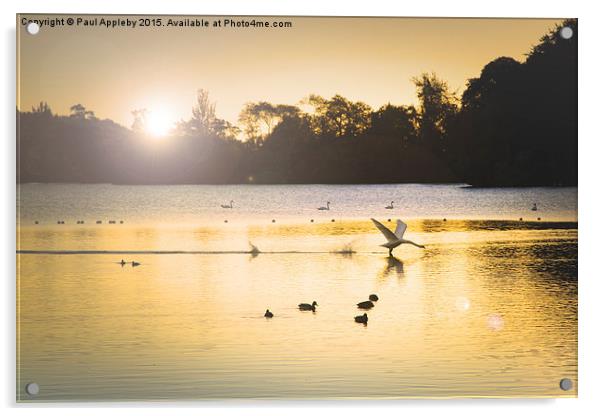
[{"x1": 145, "y1": 109, "x2": 173, "y2": 138}]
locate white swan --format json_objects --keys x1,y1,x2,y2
[
  {"x1": 221, "y1": 200, "x2": 234, "y2": 209},
  {"x1": 385, "y1": 201, "x2": 394, "y2": 209},
  {"x1": 371, "y1": 218, "x2": 425, "y2": 256},
  {"x1": 317, "y1": 201, "x2": 330, "y2": 210}
]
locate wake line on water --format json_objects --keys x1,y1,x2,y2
[
  {"x1": 17, "y1": 240, "x2": 369, "y2": 256},
  {"x1": 16, "y1": 249, "x2": 379, "y2": 255}
]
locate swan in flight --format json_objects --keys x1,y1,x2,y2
[
  {"x1": 385, "y1": 201, "x2": 394, "y2": 209},
  {"x1": 371, "y1": 218, "x2": 425, "y2": 256},
  {"x1": 221, "y1": 200, "x2": 234, "y2": 209},
  {"x1": 317, "y1": 201, "x2": 330, "y2": 211}
]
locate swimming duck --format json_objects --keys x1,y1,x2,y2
[
  {"x1": 357, "y1": 300, "x2": 374, "y2": 309},
  {"x1": 354, "y1": 313, "x2": 368, "y2": 324},
  {"x1": 120, "y1": 259, "x2": 126, "y2": 266},
  {"x1": 298, "y1": 301, "x2": 318, "y2": 311},
  {"x1": 264, "y1": 309, "x2": 274, "y2": 318},
  {"x1": 369, "y1": 294, "x2": 379, "y2": 302},
  {"x1": 131, "y1": 261, "x2": 140, "y2": 267},
  {"x1": 221, "y1": 200, "x2": 234, "y2": 209}
]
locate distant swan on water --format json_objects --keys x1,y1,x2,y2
[
  {"x1": 221, "y1": 200, "x2": 234, "y2": 209},
  {"x1": 371, "y1": 218, "x2": 425, "y2": 256},
  {"x1": 317, "y1": 201, "x2": 330, "y2": 211},
  {"x1": 385, "y1": 201, "x2": 394, "y2": 209},
  {"x1": 531, "y1": 203, "x2": 538, "y2": 211}
]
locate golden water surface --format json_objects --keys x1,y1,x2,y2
[{"x1": 17, "y1": 219, "x2": 577, "y2": 400}]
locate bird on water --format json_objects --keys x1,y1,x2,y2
[
  {"x1": 317, "y1": 202, "x2": 330, "y2": 211},
  {"x1": 298, "y1": 301, "x2": 318, "y2": 311},
  {"x1": 371, "y1": 218, "x2": 425, "y2": 256},
  {"x1": 221, "y1": 200, "x2": 234, "y2": 209},
  {"x1": 357, "y1": 300, "x2": 375, "y2": 310}
]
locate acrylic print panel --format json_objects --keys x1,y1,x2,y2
[{"x1": 16, "y1": 14, "x2": 577, "y2": 401}]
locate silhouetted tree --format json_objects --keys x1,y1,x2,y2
[
  {"x1": 238, "y1": 102, "x2": 300, "y2": 141},
  {"x1": 212, "y1": 119, "x2": 241, "y2": 140},
  {"x1": 304, "y1": 94, "x2": 372, "y2": 138},
  {"x1": 31, "y1": 101, "x2": 52, "y2": 116},
  {"x1": 131, "y1": 108, "x2": 148, "y2": 132},
  {"x1": 412, "y1": 73, "x2": 458, "y2": 154},
  {"x1": 450, "y1": 19, "x2": 577, "y2": 186},
  {"x1": 173, "y1": 89, "x2": 241, "y2": 142},
  {"x1": 69, "y1": 104, "x2": 95, "y2": 120},
  {"x1": 190, "y1": 89, "x2": 216, "y2": 135},
  {"x1": 16, "y1": 21, "x2": 576, "y2": 187},
  {"x1": 369, "y1": 104, "x2": 418, "y2": 144},
  {"x1": 174, "y1": 89, "x2": 218, "y2": 136}
]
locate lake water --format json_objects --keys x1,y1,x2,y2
[{"x1": 16, "y1": 184, "x2": 577, "y2": 400}]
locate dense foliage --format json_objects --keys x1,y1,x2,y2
[{"x1": 17, "y1": 20, "x2": 576, "y2": 186}]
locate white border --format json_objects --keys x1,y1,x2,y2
[{"x1": 3, "y1": 1, "x2": 601, "y2": 415}]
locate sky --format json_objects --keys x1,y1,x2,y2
[{"x1": 17, "y1": 15, "x2": 563, "y2": 129}]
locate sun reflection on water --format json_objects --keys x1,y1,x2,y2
[{"x1": 17, "y1": 218, "x2": 577, "y2": 400}]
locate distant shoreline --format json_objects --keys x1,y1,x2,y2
[{"x1": 17, "y1": 182, "x2": 577, "y2": 188}]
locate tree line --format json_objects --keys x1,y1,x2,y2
[{"x1": 17, "y1": 20, "x2": 576, "y2": 186}]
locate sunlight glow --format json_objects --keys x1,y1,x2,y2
[
  {"x1": 487, "y1": 314, "x2": 505, "y2": 331},
  {"x1": 455, "y1": 296, "x2": 471, "y2": 311},
  {"x1": 146, "y1": 109, "x2": 174, "y2": 138}
]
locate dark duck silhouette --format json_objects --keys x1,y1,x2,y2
[
  {"x1": 264, "y1": 309, "x2": 274, "y2": 318},
  {"x1": 298, "y1": 301, "x2": 318, "y2": 311},
  {"x1": 354, "y1": 313, "x2": 368, "y2": 324},
  {"x1": 357, "y1": 300, "x2": 374, "y2": 309}
]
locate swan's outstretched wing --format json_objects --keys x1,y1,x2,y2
[
  {"x1": 371, "y1": 218, "x2": 399, "y2": 243},
  {"x1": 394, "y1": 220, "x2": 407, "y2": 239}
]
